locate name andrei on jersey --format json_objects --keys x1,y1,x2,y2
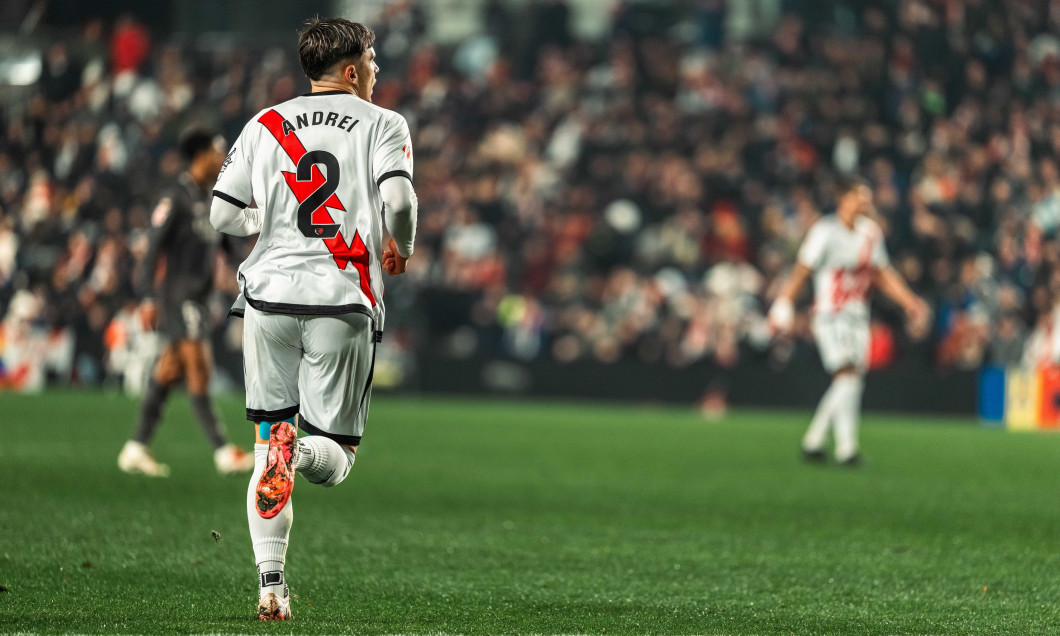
[{"x1": 280, "y1": 111, "x2": 360, "y2": 135}]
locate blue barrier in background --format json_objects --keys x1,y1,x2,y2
[{"x1": 978, "y1": 366, "x2": 1006, "y2": 426}]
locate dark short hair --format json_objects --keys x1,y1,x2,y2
[
  {"x1": 836, "y1": 174, "x2": 869, "y2": 197},
  {"x1": 178, "y1": 128, "x2": 216, "y2": 162},
  {"x1": 298, "y1": 17, "x2": 375, "y2": 81}
]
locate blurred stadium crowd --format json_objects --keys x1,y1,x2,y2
[{"x1": 2, "y1": 0, "x2": 1060, "y2": 390}]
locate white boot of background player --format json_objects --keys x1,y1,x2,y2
[
  {"x1": 118, "y1": 440, "x2": 170, "y2": 477},
  {"x1": 215, "y1": 443, "x2": 256, "y2": 475}
]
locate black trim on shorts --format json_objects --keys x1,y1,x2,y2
[
  {"x1": 360, "y1": 338, "x2": 377, "y2": 413},
  {"x1": 228, "y1": 294, "x2": 246, "y2": 318},
  {"x1": 247, "y1": 404, "x2": 300, "y2": 422},
  {"x1": 298, "y1": 415, "x2": 362, "y2": 446},
  {"x1": 376, "y1": 170, "x2": 412, "y2": 188},
  {"x1": 243, "y1": 290, "x2": 375, "y2": 319},
  {"x1": 212, "y1": 190, "x2": 248, "y2": 208}
]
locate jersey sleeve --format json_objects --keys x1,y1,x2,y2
[
  {"x1": 212, "y1": 121, "x2": 256, "y2": 208},
  {"x1": 137, "y1": 192, "x2": 182, "y2": 297},
  {"x1": 870, "y1": 231, "x2": 890, "y2": 268},
  {"x1": 796, "y1": 222, "x2": 827, "y2": 271},
  {"x1": 373, "y1": 113, "x2": 413, "y2": 188}
]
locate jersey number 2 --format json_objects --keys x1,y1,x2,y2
[{"x1": 296, "y1": 150, "x2": 341, "y2": 238}]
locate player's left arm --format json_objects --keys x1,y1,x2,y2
[
  {"x1": 874, "y1": 265, "x2": 928, "y2": 327},
  {"x1": 210, "y1": 123, "x2": 261, "y2": 236},
  {"x1": 867, "y1": 224, "x2": 929, "y2": 334},
  {"x1": 870, "y1": 224, "x2": 928, "y2": 337},
  {"x1": 211, "y1": 199, "x2": 263, "y2": 237}
]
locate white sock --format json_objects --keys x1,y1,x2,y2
[
  {"x1": 295, "y1": 436, "x2": 355, "y2": 487},
  {"x1": 802, "y1": 379, "x2": 845, "y2": 451},
  {"x1": 248, "y1": 444, "x2": 292, "y2": 599},
  {"x1": 832, "y1": 375, "x2": 865, "y2": 461}
]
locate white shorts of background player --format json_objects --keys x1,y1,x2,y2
[{"x1": 811, "y1": 311, "x2": 870, "y2": 374}]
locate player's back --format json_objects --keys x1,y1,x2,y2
[
  {"x1": 160, "y1": 175, "x2": 218, "y2": 276},
  {"x1": 798, "y1": 214, "x2": 888, "y2": 318},
  {"x1": 143, "y1": 173, "x2": 220, "y2": 305},
  {"x1": 214, "y1": 90, "x2": 413, "y2": 327}
]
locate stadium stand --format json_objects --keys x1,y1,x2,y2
[{"x1": 1, "y1": 1, "x2": 1058, "y2": 401}]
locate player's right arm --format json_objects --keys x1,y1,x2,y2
[
  {"x1": 769, "y1": 263, "x2": 812, "y2": 333},
  {"x1": 769, "y1": 221, "x2": 825, "y2": 333},
  {"x1": 210, "y1": 123, "x2": 262, "y2": 237},
  {"x1": 135, "y1": 194, "x2": 181, "y2": 330},
  {"x1": 137, "y1": 195, "x2": 178, "y2": 298},
  {"x1": 380, "y1": 178, "x2": 417, "y2": 275}
]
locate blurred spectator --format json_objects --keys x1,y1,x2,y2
[{"x1": 109, "y1": 15, "x2": 150, "y2": 76}]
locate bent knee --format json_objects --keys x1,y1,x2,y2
[{"x1": 312, "y1": 446, "x2": 356, "y2": 488}]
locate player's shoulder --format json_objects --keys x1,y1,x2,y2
[
  {"x1": 854, "y1": 215, "x2": 884, "y2": 237},
  {"x1": 363, "y1": 101, "x2": 409, "y2": 133},
  {"x1": 150, "y1": 182, "x2": 186, "y2": 227},
  {"x1": 248, "y1": 105, "x2": 273, "y2": 123},
  {"x1": 347, "y1": 98, "x2": 409, "y2": 133},
  {"x1": 161, "y1": 178, "x2": 192, "y2": 207},
  {"x1": 230, "y1": 106, "x2": 275, "y2": 142},
  {"x1": 807, "y1": 214, "x2": 839, "y2": 236},
  {"x1": 360, "y1": 97, "x2": 403, "y2": 120}
]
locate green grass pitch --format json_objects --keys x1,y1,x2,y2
[{"x1": 2, "y1": 391, "x2": 1059, "y2": 634}]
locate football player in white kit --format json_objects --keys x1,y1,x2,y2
[
  {"x1": 769, "y1": 177, "x2": 927, "y2": 466},
  {"x1": 209, "y1": 18, "x2": 418, "y2": 620}
]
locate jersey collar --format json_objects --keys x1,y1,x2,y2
[{"x1": 302, "y1": 90, "x2": 351, "y2": 97}]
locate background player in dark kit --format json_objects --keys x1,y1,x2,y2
[{"x1": 117, "y1": 128, "x2": 254, "y2": 477}]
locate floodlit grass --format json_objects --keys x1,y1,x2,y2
[{"x1": 1, "y1": 391, "x2": 1058, "y2": 634}]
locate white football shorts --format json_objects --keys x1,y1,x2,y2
[
  {"x1": 242, "y1": 304, "x2": 377, "y2": 445},
  {"x1": 812, "y1": 312, "x2": 869, "y2": 374}
]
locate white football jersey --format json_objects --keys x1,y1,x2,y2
[
  {"x1": 797, "y1": 214, "x2": 889, "y2": 318},
  {"x1": 213, "y1": 90, "x2": 413, "y2": 328}
]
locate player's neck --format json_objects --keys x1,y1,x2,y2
[
  {"x1": 837, "y1": 209, "x2": 857, "y2": 229},
  {"x1": 310, "y1": 80, "x2": 355, "y2": 95},
  {"x1": 187, "y1": 169, "x2": 209, "y2": 190}
]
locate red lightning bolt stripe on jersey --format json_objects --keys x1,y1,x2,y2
[{"x1": 212, "y1": 90, "x2": 413, "y2": 328}]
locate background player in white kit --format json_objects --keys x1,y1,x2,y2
[
  {"x1": 209, "y1": 18, "x2": 418, "y2": 621},
  {"x1": 769, "y1": 178, "x2": 927, "y2": 466}
]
